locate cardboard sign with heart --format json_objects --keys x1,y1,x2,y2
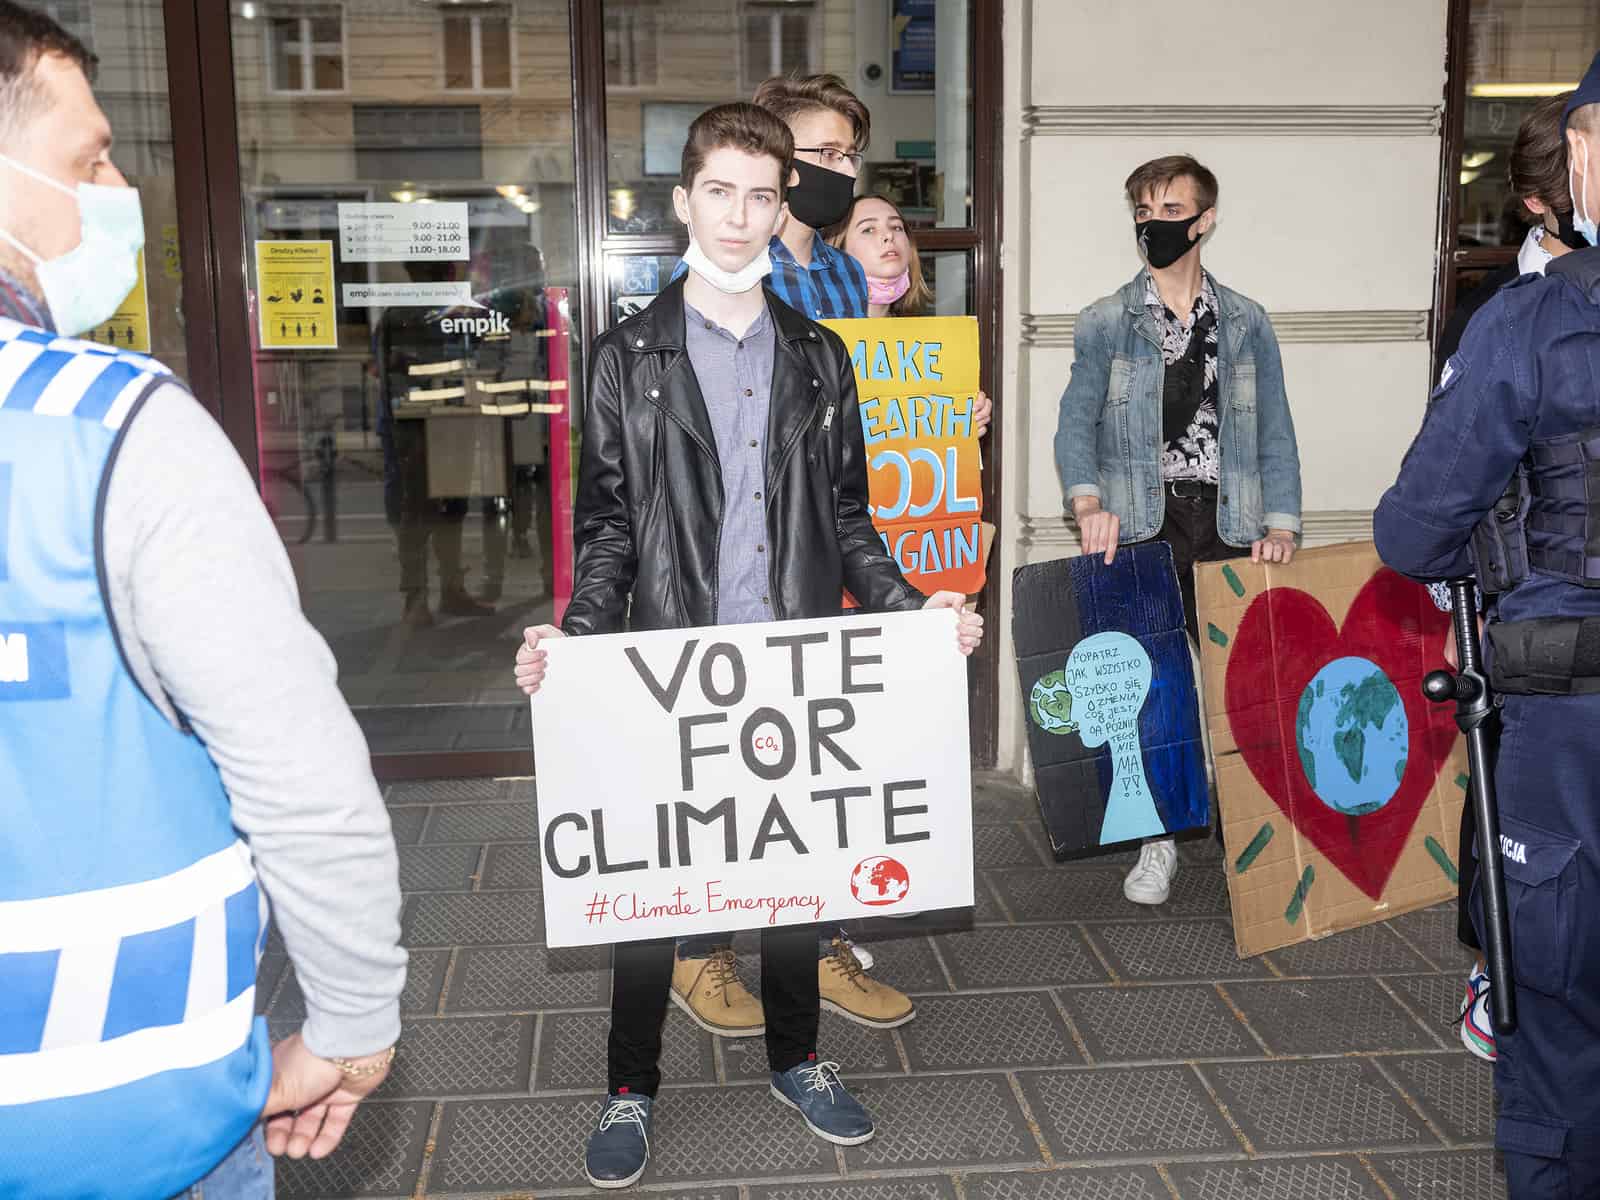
[{"x1": 1197, "y1": 542, "x2": 1466, "y2": 958}]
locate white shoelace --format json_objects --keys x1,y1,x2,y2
[
  {"x1": 794, "y1": 1060, "x2": 845, "y2": 1103},
  {"x1": 600, "y1": 1097, "x2": 650, "y2": 1151},
  {"x1": 1129, "y1": 841, "x2": 1174, "y2": 884}
]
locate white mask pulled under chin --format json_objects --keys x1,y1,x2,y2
[{"x1": 681, "y1": 221, "x2": 774, "y2": 294}]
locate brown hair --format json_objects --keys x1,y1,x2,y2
[
  {"x1": 1123, "y1": 154, "x2": 1219, "y2": 215},
  {"x1": 0, "y1": 1, "x2": 96, "y2": 142},
  {"x1": 826, "y1": 195, "x2": 934, "y2": 317},
  {"x1": 679, "y1": 101, "x2": 795, "y2": 198},
  {"x1": 1511, "y1": 92, "x2": 1573, "y2": 215},
  {"x1": 752, "y1": 72, "x2": 871, "y2": 155}
]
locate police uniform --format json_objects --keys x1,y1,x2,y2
[
  {"x1": 0, "y1": 321, "x2": 272, "y2": 1198},
  {"x1": 1375, "y1": 250, "x2": 1600, "y2": 1195}
]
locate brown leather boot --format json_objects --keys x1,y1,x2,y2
[
  {"x1": 819, "y1": 939, "x2": 916, "y2": 1028},
  {"x1": 670, "y1": 947, "x2": 764, "y2": 1037}
]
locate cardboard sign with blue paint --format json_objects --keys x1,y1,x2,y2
[{"x1": 1013, "y1": 544, "x2": 1209, "y2": 859}]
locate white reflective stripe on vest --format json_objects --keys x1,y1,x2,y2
[
  {"x1": 0, "y1": 988, "x2": 255, "y2": 1106},
  {"x1": 0, "y1": 840, "x2": 255, "y2": 952}
]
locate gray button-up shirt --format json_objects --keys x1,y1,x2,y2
[{"x1": 684, "y1": 301, "x2": 777, "y2": 625}]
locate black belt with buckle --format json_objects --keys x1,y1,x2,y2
[{"x1": 1166, "y1": 480, "x2": 1218, "y2": 501}]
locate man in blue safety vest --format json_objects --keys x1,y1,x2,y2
[
  {"x1": 0, "y1": 5, "x2": 406, "y2": 1197},
  {"x1": 1376, "y1": 48, "x2": 1600, "y2": 1199}
]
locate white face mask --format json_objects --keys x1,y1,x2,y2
[
  {"x1": 680, "y1": 219, "x2": 774, "y2": 294},
  {"x1": 1572, "y1": 136, "x2": 1599, "y2": 248},
  {"x1": 0, "y1": 154, "x2": 144, "y2": 336}
]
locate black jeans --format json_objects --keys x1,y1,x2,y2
[
  {"x1": 1136, "y1": 486, "x2": 1247, "y2": 643},
  {"x1": 608, "y1": 923, "x2": 821, "y2": 1096}
]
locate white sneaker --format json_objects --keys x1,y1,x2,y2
[{"x1": 1123, "y1": 838, "x2": 1178, "y2": 905}]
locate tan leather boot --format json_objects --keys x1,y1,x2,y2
[
  {"x1": 670, "y1": 948, "x2": 764, "y2": 1037},
  {"x1": 819, "y1": 939, "x2": 916, "y2": 1028}
]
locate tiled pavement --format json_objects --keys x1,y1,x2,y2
[{"x1": 264, "y1": 774, "x2": 1504, "y2": 1199}]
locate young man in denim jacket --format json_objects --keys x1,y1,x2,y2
[{"x1": 1054, "y1": 154, "x2": 1302, "y2": 905}]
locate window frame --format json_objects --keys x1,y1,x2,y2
[
  {"x1": 263, "y1": 3, "x2": 349, "y2": 97},
  {"x1": 737, "y1": 0, "x2": 821, "y2": 95},
  {"x1": 601, "y1": 1, "x2": 659, "y2": 92},
  {"x1": 440, "y1": 5, "x2": 516, "y2": 95}
]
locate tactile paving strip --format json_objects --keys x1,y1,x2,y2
[
  {"x1": 990, "y1": 868, "x2": 1148, "y2": 923},
  {"x1": 937, "y1": 926, "x2": 1106, "y2": 988},
  {"x1": 1016, "y1": 1065, "x2": 1238, "y2": 1160},
  {"x1": 480, "y1": 842, "x2": 541, "y2": 889},
  {"x1": 1057, "y1": 984, "x2": 1255, "y2": 1063},
  {"x1": 973, "y1": 781, "x2": 1041, "y2": 824},
  {"x1": 1084, "y1": 919, "x2": 1272, "y2": 983},
  {"x1": 274, "y1": 1101, "x2": 431, "y2": 1199},
  {"x1": 536, "y1": 1010, "x2": 714, "y2": 1091},
  {"x1": 1155, "y1": 862, "x2": 1232, "y2": 918},
  {"x1": 845, "y1": 933, "x2": 950, "y2": 993},
  {"x1": 1388, "y1": 972, "x2": 1467, "y2": 1031},
  {"x1": 403, "y1": 890, "x2": 543, "y2": 947},
  {"x1": 387, "y1": 778, "x2": 508, "y2": 805},
  {"x1": 1383, "y1": 1053, "x2": 1496, "y2": 1143},
  {"x1": 1368, "y1": 1150, "x2": 1507, "y2": 1199},
  {"x1": 975, "y1": 823, "x2": 1050, "y2": 868},
  {"x1": 1385, "y1": 904, "x2": 1479, "y2": 971},
  {"x1": 722, "y1": 1008, "x2": 902, "y2": 1080},
  {"x1": 840, "y1": 1073, "x2": 1041, "y2": 1171},
  {"x1": 422, "y1": 802, "x2": 538, "y2": 844},
  {"x1": 899, "y1": 991, "x2": 1080, "y2": 1070},
  {"x1": 1200, "y1": 1058, "x2": 1437, "y2": 1152},
  {"x1": 447, "y1": 944, "x2": 610, "y2": 1011},
  {"x1": 1222, "y1": 978, "x2": 1436, "y2": 1054},
  {"x1": 750, "y1": 1178, "x2": 958, "y2": 1199},
  {"x1": 1164, "y1": 1156, "x2": 1387, "y2": 1199},
  {"x1": 963, "y1": 1167, "x2": 1170, "y2": 1200},
  {"x1": 375, "y1": 1015, "x2": 533, "y2": 1098},
  {"x1": 1261, "y1": 923, "x2": 1431, "y2": 977},
  {"x1": 428, "y1": 1096, "x2": 598, "y2": 1192},
  {"x1": 400, "y1": 949, "x2": 449, "y2": 1015},
  {"x1": 386, "y1": 806, "x2": 427, "y2": 846},
  {"x1": 397, "y1": 843, "x2": 481, "y2": 892}
]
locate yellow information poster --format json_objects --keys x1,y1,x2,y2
[
  {"x1": 821, "y1": 315, "x2": 985, "y2": 596},
  {"x1": 82, "y1": 249, "x2": 151, "y2": 353},
  {"x1": 256, "y1": 240, "x2": 337, "y2": 350}
]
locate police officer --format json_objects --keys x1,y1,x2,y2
[{"x1": 1375, "y1": 51, "x2": 1600, "y2": 1197}]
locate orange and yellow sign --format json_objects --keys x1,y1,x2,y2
[{"x1": 823, "y1": 316, "x2": 984, "y2": 596}]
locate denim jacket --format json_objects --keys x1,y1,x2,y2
[{"x1": 1054, "y1": 271, "x2": 1302, "y2": 546}]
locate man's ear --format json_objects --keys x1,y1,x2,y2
[
  {"x1": 788, "y1": 166, "x2": 800, "y2": 190},
  {"x1": 672, "y1": 185, "x2": 691, "y2": 228},
  {"x1": 1196, "y1": 207, "x2": 1217, "y2": 239}
]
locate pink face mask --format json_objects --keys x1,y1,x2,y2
[{"x1": 867, "y1": 271, "x2": 911, "y2": 305}]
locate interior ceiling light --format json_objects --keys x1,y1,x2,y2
[
  {"x1": 1462, "y1": 151, "x2": 1495, "y2": 170},
  {"x1": 1470, "y1": 82, "x2": 1577, "y2": 98},
  {"x1": 1460, "y1": 168, "x2": 1483, "y2": 186}
]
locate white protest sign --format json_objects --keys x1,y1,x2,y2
[
  {"x1": 337, "y1": 202, "x2": 469, "y2": 262},
  {"x1": 341, "y1": 281, "x2": 485, "y2": 308},
  {"x1": 531, "y1": 610, "x2": 973, "y2": 948}
]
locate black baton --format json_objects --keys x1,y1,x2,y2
[{"x1": 1423, "y1": 579, "x2": 1516, "y2": 1035}]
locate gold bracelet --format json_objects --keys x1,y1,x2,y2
[{"x1": 328, "y1": 1044, "x2": 397, "y2": 1079}]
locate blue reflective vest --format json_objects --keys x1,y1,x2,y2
[{"x1": 0, "y1": 320, "x2": 272, "y2": 1199}]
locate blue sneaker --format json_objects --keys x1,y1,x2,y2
[
  {"x1": 770, "y1": 1058, "x2": 875, "y2": 1145},
  {"x1": 584, "y1": 1093, "x2": 652, "y2": 1189}
]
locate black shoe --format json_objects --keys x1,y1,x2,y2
[
  {"x1": 439, "y1": 587, "x2": 495, "y2": 618},
  {"x1": 511, "y1": 535, "x2": 535, "y2": 559}
]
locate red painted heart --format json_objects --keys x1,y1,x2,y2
[{"x1": 1223, "y1": 568, "x2": 1457, "y2": 899}]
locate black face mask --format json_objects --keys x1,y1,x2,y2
[
  {"x1": 1555, "y1": 206, "x2": 1590, "y2": 251},
  {"x1": 786, "y1": 157, "x2": 856, "y2": 230},
  {"x1": 1136, "y1": 214, "x2": 1204, "y2": 269}
]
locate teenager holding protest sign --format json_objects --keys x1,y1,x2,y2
[
  {"x1": 514, "y1": 103, "x2": 983, "y2": 1189},
  {"x1": 1055, "y1": 155, "x2": 1302, "y2": 906}
]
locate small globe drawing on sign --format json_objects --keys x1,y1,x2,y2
[
  {"x1": 1295, "y1": 655, "x2": 1410, "y2": 817},
  {"x1": 850, "y1": 856, "x2": 910, "y2": 907},
  {"x1": 1029, "y1": 670, "x2": 1078, "y2": 736}
]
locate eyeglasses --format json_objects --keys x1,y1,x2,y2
[{"x1": 794, "y1": 146, "x2": 865, "y2": 173}]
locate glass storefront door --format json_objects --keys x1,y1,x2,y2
[{"x1": 227, "y1": 1, "x2": 580, "y2": 757}]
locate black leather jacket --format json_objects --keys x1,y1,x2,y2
[{"x1": 560, "y1": 277, "x2": 924, "y2": 636}]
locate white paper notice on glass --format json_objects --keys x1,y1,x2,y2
[{"x1": 337, "y1": 202, "x2": 470, "y2": 263}]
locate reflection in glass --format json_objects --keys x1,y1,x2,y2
[
  {"x1": 232, "y1": 1, "x2": 581, "y2": 755},
  {"x1": 1459, "y1": 0, "x2": 1600, "y2": 247},
  {"x1": 601, "y1": 0, "x2": 973, "y2": 234}
]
